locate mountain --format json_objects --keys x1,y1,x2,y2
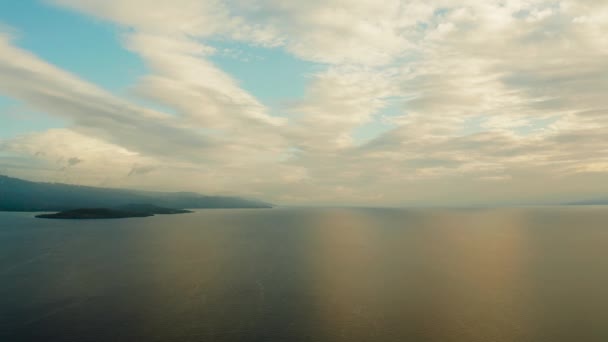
[
  {"x1": 114, "y1": 204, "x2": 192, "y2": 214},
  {"x1": 0, "y1": 175, "x2": 272, "y2": 211},
  {"x1": 565, "y1": 199, "x2": 608, "y2": 206}
]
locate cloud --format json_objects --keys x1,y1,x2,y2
[
  {"x1": 128, "y1": 164, "x2": 156, "y2": 177},
  {"x1": 1, "y1": 0, "x2": 607, "y2": 204},
  {"x1": 67, "y1": 157, "x2": 83, "y2": 166},
  {"x1": 0, "y1": 30, "x2": 288, "y2": 164},
  {"x1": 288, "y1": 66, "x2": 399, "y2": 150},
  {"x1": 0, "y1": 33, "x2": 215, "y2": 160}
]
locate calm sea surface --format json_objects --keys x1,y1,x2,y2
[{"x1": 1, "y1": 207, "x2": 608, "y2": 342}]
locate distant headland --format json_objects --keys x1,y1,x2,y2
[{"x1": 0, "y1": 175, "x2": 273, "y2": 212}]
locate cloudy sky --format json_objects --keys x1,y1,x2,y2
[{"x1": 0, "y1": 0, "x2": 607, "y2": 205}]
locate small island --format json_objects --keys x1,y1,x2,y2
[{"x1": 36, "y1": 204, "x2": 193, "y2": 220}]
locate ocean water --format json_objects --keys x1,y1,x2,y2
[{"x1": 1, "y1": 207, "x2": 608, "y2": 342}]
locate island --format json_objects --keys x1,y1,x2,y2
[{"x1": 36, "y1": 204, "x2": 193, "y2": 219}]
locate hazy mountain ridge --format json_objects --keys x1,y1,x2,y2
[
  {"x1": 565, "y1": 199, "x2": 608, "y2": 206},
  {"x1": 0, "y1": 175, "x2": 272, "y2": 211}
]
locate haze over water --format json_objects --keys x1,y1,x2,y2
[{"x1": 2, "y1": 207, "x2": 608, "y2": 342}]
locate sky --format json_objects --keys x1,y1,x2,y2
[{"x1": 0, "y1": 0, "x2": 607, "y2": 206}]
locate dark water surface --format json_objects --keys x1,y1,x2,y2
[{"x1": 1, "y1": 207, "x2": 608, "y2": 341}]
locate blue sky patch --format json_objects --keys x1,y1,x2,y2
[{"x1": 0, "y1": 0, "x2": 145, "y2": 93}]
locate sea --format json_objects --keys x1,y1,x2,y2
[{"x1": 1, "y1": 207, "x2": 608, "y2": 341}]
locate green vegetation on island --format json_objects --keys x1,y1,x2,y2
[
  {"x1": 36, "y1": 208, "x2": 154, "y2": 219},
  {"x1": 36, "y1": 204, "x2": 194, "y2": 219}
]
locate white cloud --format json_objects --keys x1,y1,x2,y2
[
  {"x1": 288, "y1": 66, "x2": 399, "y2": 150},
  {"x1": 1, "y1": 0, "x2": 608, "y2": 204}
]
